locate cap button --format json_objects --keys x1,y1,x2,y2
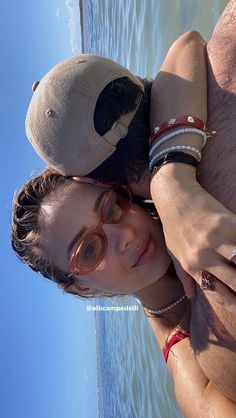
[
  {"x1": 45, "y1": 109, "x2": 54, "y2": 117},
  {"x1": 32, "y1": 80, "x2": 40, "y2": 92}
]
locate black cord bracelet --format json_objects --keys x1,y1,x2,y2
[{"x1": 150, "y1": 151, "x2": 198, "y2": 177}]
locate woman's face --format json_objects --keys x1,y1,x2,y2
[{"x1": 40, "y1": 182, "x2": 171, "y2": 295}]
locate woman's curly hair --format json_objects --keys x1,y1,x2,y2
[{"x1": 11, "y1": 168, "x2": 118, "y2": 299}]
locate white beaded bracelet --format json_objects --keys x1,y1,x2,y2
[
  {"x1": 149, "y1": 145, "x2": 202, "y2": 170},
  {"x1": 149, "y1": 127, "x2": 208, "y2": 158}
]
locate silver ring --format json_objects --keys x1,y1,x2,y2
[
  {"x1": 230, "y1": 249, "x2": 236, "y2": 264},
  {"x1": 231, "y1": 249, "x2": 236, "y2": 258},
  {"x1": 200, "y1": 271, "x2": 216, "y2": 291}
]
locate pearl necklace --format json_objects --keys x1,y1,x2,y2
[{"x1": 143, "y1": 295, "x2": 187, "y2": 316}]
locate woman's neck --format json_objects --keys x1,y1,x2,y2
[
  {"x1": 134, "y1": 263, "x2": 190, "y2": 330},
  {"x1": 134, "y1": 263, "x2": 185, "y2": 310}
]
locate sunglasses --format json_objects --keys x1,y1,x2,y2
[{"x1": 69, "y1": 186, "x2": 132, "y2": 275}]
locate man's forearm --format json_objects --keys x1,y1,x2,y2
[{"x1": 151, "y1": 163, "x2": 198, "y2": 210}]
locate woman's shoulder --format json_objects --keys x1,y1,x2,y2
[
  {"x1": 146, "y1": 309, "x2": 236, "y2": 417},
  {"x1": 144, "y1": 295, "x2": 191, "y2": 352}
]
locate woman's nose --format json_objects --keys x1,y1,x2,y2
[{"x1": 103, "y1": 223, "x2": 136, "y2": 253}]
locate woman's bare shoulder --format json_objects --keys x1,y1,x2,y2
[
  {"x1": 147, "y1": 314, "x2": 236, "y2": 417},
  {"x1": 190, "y1": 281, "x2": 236, "y2": 403},
  {"x1": 170, "y1": 337, "x2": 236, "y2": 418}
]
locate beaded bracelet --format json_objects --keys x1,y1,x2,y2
[
  {"x1": 150, "y1": 151, "x2": 198, "y2": 177},
  {"x1": 149, "y1": 145, "x2": 201, "y2": 170},
  {"x1": 149, "y1": 115, "x2": 206, "y2": 146},
  {"x1": 149, "y1": 127, "x2": 208, "y2": 158}
]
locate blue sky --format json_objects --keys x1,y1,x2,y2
[{"x1": 2, "y1": 1, "x2": 98, "y2": 417}]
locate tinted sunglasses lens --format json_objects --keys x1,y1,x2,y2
[
  {"x1": 116, "y1": 186, "x2": 132, "y2": 211},
  {"x1": 78, "y1": 233, "x2": 105, "y2": 270}
]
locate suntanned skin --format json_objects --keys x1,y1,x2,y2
[{"x1": 148, "y1": 299, "x2": 236, "y2": 418}]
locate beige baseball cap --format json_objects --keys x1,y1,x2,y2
[{"x1": 25, "y1": 55, "x2": 144, "y2": 175}]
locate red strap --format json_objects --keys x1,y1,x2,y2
[
  {"x1": 163, "y1": 330, "x2": 190, "y2": 362},
  {"x1": 149, "y1": 115, "x2": 206, "y2": 146}
]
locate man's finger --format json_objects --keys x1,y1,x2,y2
[{"x1": 196, "y1": 261, "x2": 236, "y2": 293}]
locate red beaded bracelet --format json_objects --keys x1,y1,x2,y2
[{"x1": 149, "y1": 115, "x2": 206, "y2": 146}]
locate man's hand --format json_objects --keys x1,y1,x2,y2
[{"x1": 151, "y1": 164, "x2": 236, "y2": 295}]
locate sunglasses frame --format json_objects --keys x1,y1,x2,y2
[{"x1": 69, "y1": 185, "x2": 132, "y2": 275}]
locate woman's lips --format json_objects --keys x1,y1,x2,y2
[{"x1": 132, "y1": 234, "x2": 156, "y2": 268}]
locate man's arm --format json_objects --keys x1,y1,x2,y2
[
  {"x1": 150, "y1": 30, "x2": 236, "y2": 296},
  {"x1": 150, "y1": 30, "x2": 207, "y2": 125}
]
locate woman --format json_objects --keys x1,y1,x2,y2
[
  {"x1": 25, "y1": 1, "x2": 236, "y2": 297},
  {"x1": 11, "y1": 168, "x2": 236, "y2": 416}
]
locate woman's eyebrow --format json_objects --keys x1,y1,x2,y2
[{"x1": 67, "y1": 190, "x2": 107, "y2": 260}]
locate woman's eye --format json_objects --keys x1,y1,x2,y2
[
  {"x1": 104, "y1": 192, "x2": 122, "y2": 221},
  {"x1": 84, "y1": 242, "x2": 96, "y2": 259},
  {"x1": 106, "y1": 204, "x2": 116, "y2": 220},
  {"x1": 79, "y1": 235, "x2": 103, "y2": 267}
]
